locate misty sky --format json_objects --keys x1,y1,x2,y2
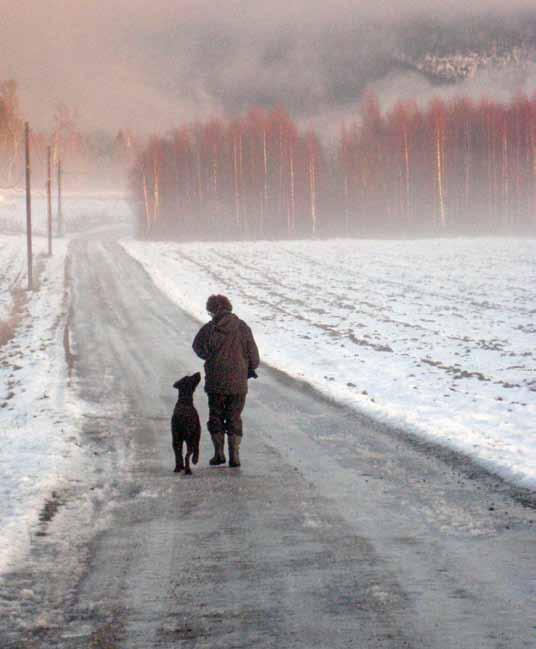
[{"x1": 2, "y1": 1, "x2": 536, "y2": 133}]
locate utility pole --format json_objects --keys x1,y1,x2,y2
[
  {"x1": 57, "y1": 157, "x2": 63, "y2": 236},
  {"x1": 25, "y1": 122, "x2": 33, "y2": 291},
  {"x1": 47, "y1": 146, "x2": 52, "y2": 256}
]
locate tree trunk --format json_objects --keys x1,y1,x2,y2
[
  {"x1": 309, "y1": 147, "x2": 317, "y2": 236},
  {"x1": 142, "y1": 171, "x2": 151, "y2": 236},
  {"x1": 233, "y1": 134, "x2": 241, "y2": 231},
  {"x1": 289, "y1": 143, "x2": 295, "y2": 236},
  {"x1": 152, "y1": 153, "x2": 160, "y2": 231},
  {"x1": 435, "y1": 118, "x2": 446, "y2": 229},
  {"x1": 403, "y1": 128, "x2": 411, "y2": 227},
  {"x1": 502, "y1": 126, "x2": 509, "y2": 227}
]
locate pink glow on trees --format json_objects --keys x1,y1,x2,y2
[{"x1": 131, "y1": 95, "x2": 536, "y2": 239}]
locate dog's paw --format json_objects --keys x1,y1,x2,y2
[
  {"x1": 184, "y1": 468, "x2": 192, "y2": 476},
  {"x1": 174, "y1": 466, "x2": 183, "y2": 473}
]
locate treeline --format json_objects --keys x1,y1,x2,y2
[
  {"x1": 0, "y1": 80, "x2": 136, "y2": 193},
  {"x1": 131, "y1": 108, "x2": 324, "y2": 239},
  {"x1": 132, "y1": 94, "x2": 536, "y2": 239},
  {"x1": 342, "y1": 93, "x2": 536, "y2": 235}
]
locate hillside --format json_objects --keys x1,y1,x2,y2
[{"x1": 392, "y1": 12, "x2": 536, "y2": 84}]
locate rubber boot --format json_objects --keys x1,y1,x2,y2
[
  {"x1": 228, "y1": 435, "x2": 241, "y2": 467},
  {"x1": 209, "y1": 433, "x2": 226, "y2": 466}
]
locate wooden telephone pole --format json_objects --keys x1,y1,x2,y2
[
  {"x1": 47, "y1": 146, "x2": 53, "y2": 256},
  {"x1": 25, "y1": 122, "x2": 33, "y2": 291},
  {"x1": 57, "y1": 157, "x2": 63, "y2": 236}
]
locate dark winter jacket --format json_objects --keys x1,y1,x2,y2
[{"x1": 192, "y1": 311, "x2": 260, "y2": 395}]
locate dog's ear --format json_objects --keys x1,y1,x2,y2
[{"x1": 174, "y1": 376, "x2": 188, "y2": 390}]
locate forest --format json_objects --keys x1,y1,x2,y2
[
  {"x1": 3, "y1": 76, "x2": 536, "y2": 239},
  {"x1": 131, "y1": 93, "x2": 536, "y2": 239},
  {"x1": 0, "y1": 80, "x2": 134, "y2": 194}
]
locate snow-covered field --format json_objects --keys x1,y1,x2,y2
[
  {"x1": 122, "y1": 237, "x2": 536, "y2": 489},
  {"x1": 0, "y1": 190, "x2": 132, "y2": 236}
]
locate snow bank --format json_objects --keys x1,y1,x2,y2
[{"x1": 0, "y1": 235, "x2": 84, "y2": 574}]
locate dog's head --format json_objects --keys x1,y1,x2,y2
[{"x1": 173, "y1": 372, "x2": 201, "y2": 396}]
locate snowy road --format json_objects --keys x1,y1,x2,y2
[{"x1": 2, "y1": 231, "x2": 535, "y2": 648}]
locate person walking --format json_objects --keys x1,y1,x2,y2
[{"x1": 193, "y1": 294, "x2": 260, "y2": 467}]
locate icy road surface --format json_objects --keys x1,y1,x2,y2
[{"x1": 1, "y1": 231, "x2": 535, "y2": 648}]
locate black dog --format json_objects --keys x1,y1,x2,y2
[{"x1": 171, "y1": 372, "x2": 201, "y2": 475}]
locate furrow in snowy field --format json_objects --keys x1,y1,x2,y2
[{"x1": 121, "y1": 237, "x2": 536, "y2": 489}]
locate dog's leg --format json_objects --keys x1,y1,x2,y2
[
  {"x1": 173, "y1": 438, "x2": 184, "y2": 473},
  {"x1": 192, "y1": 432, "x2": 200, "y2": 465},
  {"x1": 184, "y1": 446, "x2": 192, "y2": 475},
  {"x1": 172, "y1": 417, "x2": 184, "y2": 473}
]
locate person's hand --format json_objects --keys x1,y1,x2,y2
[{"x1": 248, "y1": 368, "x2": 258, "y2": 379}]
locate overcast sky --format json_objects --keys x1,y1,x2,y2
[{"x1": 1, "y1": 1, "x2": 535, "y2": 133}]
